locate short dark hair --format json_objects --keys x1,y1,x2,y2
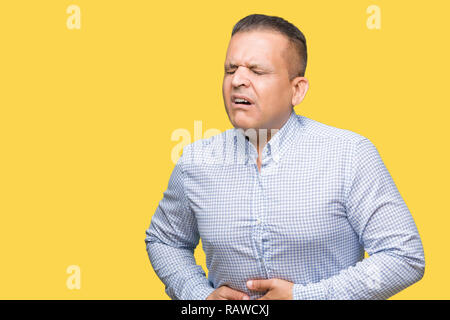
[{"x1": 231, "y1": 14, "x2": 307, "y2": 78}]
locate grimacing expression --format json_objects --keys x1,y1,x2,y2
[{"x1": 222, "y1": 30, "x2": 307, "y2": 131}]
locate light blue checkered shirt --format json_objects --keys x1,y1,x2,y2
[{"x1": 145, "y1": 109, "x2": 425, "y2": 300}]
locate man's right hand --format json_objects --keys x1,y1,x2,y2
[{"x1": 206, "y1": 286, "x2": 250, "y2": 300}]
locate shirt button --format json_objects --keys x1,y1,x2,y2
[{"x1": 256, "y1": 218, "x2": 261, "y2": 225}]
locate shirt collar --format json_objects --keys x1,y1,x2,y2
[{"x1": 233, "y1": 109, "x2": 300, "y2": 165}]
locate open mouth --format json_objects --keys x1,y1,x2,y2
[
  {"x1": 232, "y1": 96, "x2": 254, "y2": 107},
  {"x1": 233, "y1": 98, "x2": 252, "y2": 105}
]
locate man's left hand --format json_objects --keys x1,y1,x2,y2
[{"x1": 246, "y1": 278, "x2": 294, "y2": 300}]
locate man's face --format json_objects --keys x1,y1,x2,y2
[{"x1": 222, "y1": 30, "x2": 296, "y2": 131}]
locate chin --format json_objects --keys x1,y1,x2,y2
[
  {"x1": 231, "y1": 115, "x2": 257, "y2": 131},
  {"x1": 225, "y1": 102, "x2": 263, "y2": 130}
]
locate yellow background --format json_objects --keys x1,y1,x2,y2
[{"x1": 0, "y1": 0, "x2": 448, "y2": 299}]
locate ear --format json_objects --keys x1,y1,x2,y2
[{"x1": 291, "y1": 76, "x2": 309, "y2": 106}]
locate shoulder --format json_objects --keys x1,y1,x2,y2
[
  {"x1": 293, "y1": 114, "x2": 382, "y2": 165},
  {"x1": 180, "y1": 129, "x2": 235, "y2": 167},
  {"x1": 296, "y1": 114, "x2": 369, "y2": 145},
  {"x1": 298, "y1": 115, "x2": 386, "y2": 173}
]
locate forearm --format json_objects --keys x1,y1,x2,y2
[
  {"x1": 144, "y1": 148, "x2": 215, "y2": 300},
  {"x1": 300, "y1": 137, "x2": 425, "y2": 300},
  {"x1": 146, "y1": 238, "x2": 215, "y2": 300},
  {"x1": 293, "y1": 250, "x2": 425, "y2": 300}
]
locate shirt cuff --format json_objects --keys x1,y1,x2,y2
[
  {"x1": 193, "y1": 284, "x2": 216, "y2": 300},
  {"x1": 293, "y1": 282, "x2": 329, "y2": 300}
]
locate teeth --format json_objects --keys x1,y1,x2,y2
[{"x1": 235, "y1": 98, "x2": 249, "y2": 103}]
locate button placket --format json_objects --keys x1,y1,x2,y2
[
  {"x1": 251, "y1": 163, "x2": 263, "y2": 262},
  {"x1": 257, "y1": 164, "x2": 272, "y2": 278},
  {"x1": 259, "y1": 163, "x2": 276, "y2": 278}
]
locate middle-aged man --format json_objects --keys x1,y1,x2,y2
[{"x1": 145, "y1": 14, "x2": 425, "y2": 300}]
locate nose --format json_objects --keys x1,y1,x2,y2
[{"x1": 231, "y1": 67, "x2": 251, "y2": 88}]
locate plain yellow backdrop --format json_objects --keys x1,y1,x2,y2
[{"x1": 0, "y1": 0, "x2": 448, "y2": 299}]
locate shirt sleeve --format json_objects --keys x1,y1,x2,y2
[
  {"x1": 293, "y1": 138, "x2": 425, "y2": 300},
  {"x1": 145, "y1": 146, "x2": 215, "y2": 300}
]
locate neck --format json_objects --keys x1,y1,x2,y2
[
  {"x1": 245, "y1": 110, "x2": 292, "y2": 154},
  {"x1": 247, "y1": 130, "x2": 274, "y2": 156}
]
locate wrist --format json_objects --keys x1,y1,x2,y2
[{"x1": 292, "y1": 282, "x2": 328, "y2": 300}]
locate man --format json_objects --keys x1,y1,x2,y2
[{"x1": 145, "y1": 14, "x2": 425, "y2": 300}]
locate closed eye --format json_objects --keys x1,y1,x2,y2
[{"x1": 225, "y1": 70, "x2": 264, "y2": 75}]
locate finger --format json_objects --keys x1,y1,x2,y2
[
  {"x1": 221, "y1": 286, "x2": 250, "y2": 300},
  {"x1": 247, "y1": 279, "x2": 273, "y2": 292}
]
